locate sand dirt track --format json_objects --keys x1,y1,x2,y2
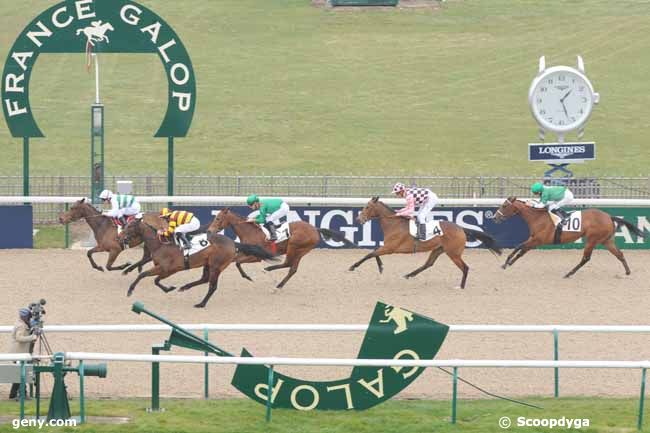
[{"x1": 1, "y1": 248, "x2": 649, "y2": 400}]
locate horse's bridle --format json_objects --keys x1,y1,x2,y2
[{"x1": 495, "y1": 197, "x2": 516, "y2": 219}]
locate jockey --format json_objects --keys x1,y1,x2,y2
[
  {"x1": 158, "y1": 208, "x2": 200, "y2": 250},
  {"x1": 530, "y1": 182, "x2": 574, "y2": 220},
  {"x1": 246, "y1": 194, "x2": 290, "y2": 242},
  {"x1": 98, "y1": 189, "x2": 141, "y2": 227},
  {"x1": 392, "y1": 183, "x2": 438, "y2": 240}
]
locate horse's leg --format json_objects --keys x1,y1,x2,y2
[
  {"x1": 603, "y1": 237, "x2": 631, "y2": 275},
  {"x1": 154, "y1": 275, "x2": 177, "y2": 293},
  {"x1": 105, "y1": 248, "x2": 131, "y2": 271},
  {"x1": 449, "y1": 255, "x2": 470, "y2": 289},
  {"x1": 236, "y1": 262, "x2": 253, "y2": 281},
  {"x1": 506, "y1": 247, "x2": 531, "y2": 268},
  {"x1": 265, "y1": 261, "x2": 291, "y2": 272},
  {"x1": 194, "y1": 269, "x2": 222, "y2": 308},
  {"x1": 276, "y1": 250, "x2": 307, "y2": 289},
  {"x1": 349, "y1": 247, "x2": 389, "y2": 272},
  {"x1": 564, "y1": 240, "x2": 596, "y2": 278},
  {"x1": 123, "y1": 250, "x2": 152, "y2": 275},
  {"x1": 375, "y1": 256, "x2": 384, "y2": 274},
  {"x1": 502, "y1": 244, "x2": 524, "y2": 269},
  {"x1": 179, "y1": 266, "x2": 210, "y2": 292},
  {"x1": 404, "y1": 247, "x2": 443, "y2": 279},
  {"x1": 127, "y1": 265, "x2": 161, "y2": 297},
  {"x1": 87, "y1": 246, "x2": 105, "y2": 272}
]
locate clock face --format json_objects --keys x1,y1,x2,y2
[{"x1": 529, "y1": 67, "x2": 595, "y2": 133}]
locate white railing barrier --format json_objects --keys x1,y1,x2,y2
[
  {"x1": 2, "y1": 196, "x2": 650, "y2": 207},
  {"x1": 3, "y1": 351, "x2": 648, "y2": 428}
]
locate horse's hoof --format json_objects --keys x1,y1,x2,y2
[
  {"x1": 194, "y1": 303, "x2": 206, "y2": 308},
  {"x1": 122, "y1": 270, "x2": 129, "y2": 276},
  {"x1": 626, "y1": 271, "x2": 631, "y2": 276},
  {"x1": 244, "y1": 276, "x2": 253, "y2": 282},
  {"x1": 501, "y1": 264, "x2": 507, "y2": 270},
  {"x1": 563, "y1": 274, "x2": 571, "y2": 279},
  {"x1": 348, "y1": 266, "x2": 356, "y2": 272},
  {"x1": 95, "y1": 267, "x2": 105, "y2": 272},
  {"x1": 378, "y1": 268, "x2": 383, "y2": 274},
  {"x1": 403, "y1": 274, "x2": 411, "y2": 279},
  {"x1": 127, "y1": 290, "x2": 133, "y2": 297}
]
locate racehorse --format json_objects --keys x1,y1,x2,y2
[
  {"x1": 76, "y1": 21, "x2": 114, "y2": 46},
  {"x1": 58, "y1": 198, "x2": 163, "y2": 272},
  {"x1": 207, "y1": 208, "x2": 354, "y2": 289},
  {"x1": 348, "y1": 197, "x2": 502, "y2": 289},
  {"x1": 119, "y1": 219, "x2": 277, "y2": 308},
  {"x1": 494, "y1": 196, "x2": 646, "y2": 277}
]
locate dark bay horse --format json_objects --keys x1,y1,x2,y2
[
  {"x1": 349, "y1": 197, "x2": 502, "y2": 289},
  {"x1": 494, "y1": 197, "x2": 645, "y2": 277},
  {"x1": 119, "y1": 219, "x2": 276, "y2": 308},
  {"x1": 207, "y1": 208, "x2": 354, "y2": 289},
  {"x1": 58, "y1": 198, "x2": 163, "y2": 272}
]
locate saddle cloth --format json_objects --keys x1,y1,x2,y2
[
  {"x1": 550, "y1": 211, "x2": 582, "y2": 232},
  {"x1": 260, "y1": 221, "x2": 291, "y2": 243},
  {"x1": 408, "y1": 220, "x2": 443, "y2": 241},
  {"x1": 179, "y1": 233, "x2": 210, "y2": 256}
]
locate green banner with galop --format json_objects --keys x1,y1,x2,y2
[{"x1": 231, "y1": 301, "x2": 449, "y2": 411}]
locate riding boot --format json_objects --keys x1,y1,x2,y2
[
  {"x1": 264, "y1": 222, "x2": 277, "y2": 241},
  {"x1": 179, "y1": 233, "x2": 192, "y2": 250},
  {"x1": 552, "y1": 208, "x2": 569, "y2": 221},
  {"x1": 418, "y1": 223, "x2": 427, "y2": 240}
]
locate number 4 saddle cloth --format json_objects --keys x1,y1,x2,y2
[{"x1": 408, "y1": 220, "x2": 443, "y2": 241}]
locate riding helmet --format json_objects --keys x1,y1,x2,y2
[
  {"x1": 98, "y1": 189, "x2": 113, "y2": 200},
  {"x1": 531, "y1": 182, "x2": 544, "y2": 195},
  {"x1": 246, "y1": 194, "x2": 259, "y2": 206},
  {"x1": 392, "y1": 183, "x2": 406, "y2": 194}
]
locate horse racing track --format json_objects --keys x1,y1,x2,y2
[{"x1": 1, "y1": 248, "x2": 649, "y2": 401}]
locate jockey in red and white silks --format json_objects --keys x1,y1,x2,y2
[{"x1": 392, "y1": 183, "x2": 438, "y2": 240}]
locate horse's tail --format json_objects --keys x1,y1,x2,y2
[
  {"x1": 611, "y1": 216, "x2": 646, "y2": 239},
  {"x1": 462, "y1": 228, "x2": 502, "y2": 256},
  {"x1": 317, "y1": 228, "x2": 355, "y2": 247},
  {"x1": 234, "y1": 242, "x2": 279, "y2": 262}
]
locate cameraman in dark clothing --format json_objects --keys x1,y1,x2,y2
[{"x1": 8, "y1": 308, "x2": 36, "y2": 400}]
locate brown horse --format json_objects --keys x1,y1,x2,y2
[
  {"x1": 119, "y1": 219, "x2": 277, "y2": 308},
  {"x1": 494, "y1": 196, "x2": 645, "y2": 277},
  {"x1": 58, "y1": 198, "x2": 163, "y2": 272},
  {"x1": 207, "y1": 208, "x2": 354, "y2": 289},
  {"x1": 349, "y1": 197, "x2": 502, "y2": 288}
]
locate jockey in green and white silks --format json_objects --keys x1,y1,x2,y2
[
  {"x1": 246, "y1": 194, "x2": 290, "y2": 241},
  {"x1": 530, "y1": 182, "x2": 574, "y2": 220},
  {"x1": 98, "y1": 189, "x2": 141, "y2": 225}
]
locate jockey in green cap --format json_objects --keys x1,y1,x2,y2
[
  {"x1": 530, "y1": 182, "x2": 574, "y2": 220},
  {"x1": 246, "y1": 195, "x2": 290, "y2": 241}
]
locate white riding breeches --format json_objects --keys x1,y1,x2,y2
[
  {"x1": 547, "y1": 190, "x2": 574, "y2": 211},
  {"x1": 416, "y1": 193, "x2": 438, "y2": 224},
  {"x1": 174, "y1": 217, "x2": 201, "y2": 235},
  {"x1": 103, "y1": 202, "x2": 141, "y2": 218},
  {"x1": 266, "y1": 202, "x2": 290, "y2": 225}
]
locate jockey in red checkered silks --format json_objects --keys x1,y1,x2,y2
[{"x1": 392, "y1": 183, "x2": 439, "y2": 240}]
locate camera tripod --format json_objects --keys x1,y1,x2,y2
[{"x1": 30, "y1": 330, "x2": 53, "y2": 357}]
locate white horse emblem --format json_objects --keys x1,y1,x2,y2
[{"x1": 76, "y1": 21, "x2": 114, "y2": 46}]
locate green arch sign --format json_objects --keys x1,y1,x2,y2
[{"x1": 2, "y1": 0, "x2": 196, "y2": 138}]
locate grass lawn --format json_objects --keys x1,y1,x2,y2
[
  {"x1": 0, "y1": 397, "x2": 644, "y2": 432},
  {"x1": 33, "y1": 226, "x2": 66, "y2": 249},
  {"x1": 1, "y1": 1, "x2": 649, "y2": 177}
]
